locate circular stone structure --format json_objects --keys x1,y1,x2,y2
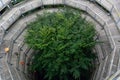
[{"x1": 0, "y1": 0, "x2": 120, "y2": 80}]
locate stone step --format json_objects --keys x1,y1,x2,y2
[
  {"x1": 110, "y1": 48, "x2": 120, "y2": 77},
  {"x1": 17, "y1": 70, "x2": 26, "y2": 80},
  {"x1": 18, "y1": 44, "x2": 29, "y2": 71},
  {"x1": 43, "y1": 0, "x2": 63, "y2": 5},
  {"x1": 9, "y1": 65, "x2": 22, "y2": 80},
  {"x1": 91, "y1": 0, "x2": 120, "y2": 33},
  {"x1": 3, "y1": 67, "x2": 12, "y2": 80},
  {"x1": 102, "y1": 54, "x2": 112, "y2": 79},
  {"x1": 95, "y1": 56, "x2": 108, "y2": 80},
  {"x1": 88, "y1": 1, "x2": 110, "y2": 20},
  {"x1": 95, "y1": 0, "x2": 113, "y2": 12},
  {"x1": 12, "y1": 30, "x2": 27, "y2": 54},
  {"x1": 4, "y1": 20, "x2": 27, "y2": 40}
]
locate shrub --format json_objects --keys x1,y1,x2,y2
[{"x1": 25, "y1": 8, "x2": 96, "y2": 80}]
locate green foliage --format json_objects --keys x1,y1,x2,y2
[{"x1": 25, "y1": 8, "x2": 96, "y2": 80}]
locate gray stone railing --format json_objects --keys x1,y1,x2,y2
[
  {"x1": 90, "y1": 0, "x2": 120, "y2": 33},
  {"x1": 0, "y1": 0, "x2": 11, "y2": 11}
]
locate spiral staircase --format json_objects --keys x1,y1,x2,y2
[{"x1": 0, "y1": 0, "x2": 120, "y2": 80}]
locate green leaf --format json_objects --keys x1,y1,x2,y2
[{"x1": 25, "y1": 8, "x2": 96, "y2": 80}]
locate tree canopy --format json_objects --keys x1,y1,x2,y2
[{"x1": 25, "y1": 8, "x2": 96, "y2": 80}]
